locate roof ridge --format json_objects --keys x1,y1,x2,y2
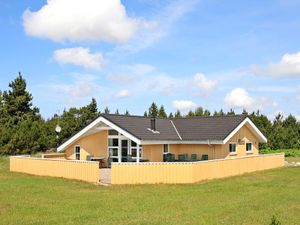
[
  {"x1": 101, "y1": 113, "x2": 247, "y2": 120},
  {"x1": 171, "y1": 114, "x2": 247, "y2": 120}
]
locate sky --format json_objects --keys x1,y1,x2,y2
[{"x1": 0, "y1": 0, "x2": 300, "y2": 120}]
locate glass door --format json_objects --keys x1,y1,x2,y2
[{"x1": 121, "y1": 139, "x2": 129, "y2": 162}]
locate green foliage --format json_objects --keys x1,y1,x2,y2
[
  {"x1": 270, "y1": 216, "x2": 281, "y2": 225},
  {"x1": 260, "y1": 149, "x2": 300, "y2": 157},
  {"x1": 174, "y1": 110, "x2": 182, "y2": 118},
  {"x1": 148, "y1": 102, "x2": 158, "y2": 117},
  {"x1": 158, "y1": 105, "x2": 167, "y2": 118},
  {"x1": 0, "y1": 73, "x2": 45, "y2": 155}
]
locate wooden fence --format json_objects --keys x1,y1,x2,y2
[
  {"x1": 111, "y1": 153, "x2": 285, "y2": 184},
  {"x1": 10, "y1": 156, "x2": 99, "y2": 183}
]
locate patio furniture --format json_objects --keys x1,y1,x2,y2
[
  {"x1": 127, "y1": 155, "x2": 133, "y2": 162},
  {"x1": 86, "y1": 155, "x2": 93, "y2": 161},
  {"x1": 201, "y1": 154, "x2": 208, "y2": 161},
  {"x1": 165, "y1": 153, "x2": 175, "y2": 162},
  {"x1": 191, "y1": 154, "x2": 197, "y2": 161},
  {"x1": 169, "y1": 154, "x2": 175, "y2": 162},
  {"x1": 178, "y1": 154, "x2": 187, "y2": 161}
]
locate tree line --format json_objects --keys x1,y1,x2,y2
[{"x1": 0, "y1": 74, "x2": 299, "y2": 155}]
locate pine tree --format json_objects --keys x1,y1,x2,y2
[
  {"x1": 0, "y1": 73, "x2": 45, "y2": 155},
  {"x1": 148, "y1": 102, "x2": 158, "y2": 117},
  {"x1": 115, "y1": 109, "x2": 120, "y2": 115},
  {"x1": 125, "y1": 110, "x2": 130, "y2": 115},
  {"x1": 143, "y1": 111, "x2": 148, "y2": 117},
  {"x1": 194, "y1": 107, "x2": 204, "y2": 116},
  {"x1": 104, "y1": 107, "x2": 110, "y2": 114},
  {"x1": 158, "y1": 105, "x2": 167, "y2": 118},
  {"x1": 187, "y1": 110, "x2": 195, "y2": 117},
  {"x1": 168, "y1": 112, "x2": 174, "y2": 118},
  {"x1": 203, "y1": 109, "x2": 211, "y2": 116},
  {"x1": 227, "y1": 108, "x2": 235, "y2": 115},
  {"x1": 2, "y1": 73, "x2": 39, "y2": 118},
  {"x1": 175, "y1": 110, "x2": 182, "y2": 118}
]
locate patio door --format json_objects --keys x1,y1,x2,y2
[{"x1": 121, "y1": 139, "x2": 129, "y2": 162}]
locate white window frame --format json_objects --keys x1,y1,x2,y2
[
  {"x1": 163, "y1": 144, "x2": 170, "y2": 154},
  {"x1": 107, "y1": 129, "x2": 143, "y2": 162},
  {"x1": 74, "y1": 145, "x2": 80, "y2": 160},
  {"x1": 107, "y1": 132, "x2": 120, "y2": 162},
  {"x1": 229, "y1": 142, "x2": 237, "y2": 155},
  {"x1": 246, "y1": 142, "x2": 253, "y2": 152},
  {"x1": 129, "y1": 140, "x2": 143, "y2": 159},
  {"x1": 163, "y1": 144, "x2": 170, "y2": 161}
]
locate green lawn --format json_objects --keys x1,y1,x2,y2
[{"x1": 1, "y1": 157, "x2": 300, "y2": 225}]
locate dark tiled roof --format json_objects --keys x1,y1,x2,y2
[
  {"x1": 101, "y1": 114, "x2": 247, "y2": 142},
  {"x1": 172, "y1": 115, "x2": 247, "y2": 141},
  {"x1": 102, "y1": 114, "x2": 180, "y2": 141}
]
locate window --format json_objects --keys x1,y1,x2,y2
[
  {"x1": 108, "y1": 137, "x2": 119, "y2": 159},
  {"x1": 163, "y1": 144, "x2": 169, "y2": 161},
  {"x1": 229, "y1": 143, "x2": 236, "y2": 154},
  {"x1": 246, "y1": 143, "x2": 252, "y2": 152},
  {"x1": 75, "y1": 146, "x2": 80, "y2": 160},
  {"x1": 130, "y1": 141, "x2": 142, "y2": 158},
  {"x1": 163, "y1": 144, "x2": 169, "y2": 154}
]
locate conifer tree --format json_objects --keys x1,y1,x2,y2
[{"x1": 158, "y1": 105, "x2": 167, "y2": 118}]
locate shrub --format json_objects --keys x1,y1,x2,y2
[{"x1": 270, "y1": 216, "x2": 281, "y2": 225}]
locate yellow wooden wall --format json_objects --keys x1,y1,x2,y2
[
  {"x1": 10, "y1": 156, "x2": 99, "y2": 183},
  {"x1": 65, "y1": 130, "x2": 108, "y2": 160},
  {"x1": 222, "y1": 125, "x2": 259, "y2": 158},
  {"x1": 111, "y1": 153, "x2": 284, "y2": 184}
]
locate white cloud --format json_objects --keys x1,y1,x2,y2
[
  {"x1": 224, "y1": 88, "x2": 277, "y2": 111},
  {"x1": 115, "y1": 89, "x2": 130, "y2": 98},
  {"x1": 53, "y1": 47, "x2": 105, "y2": 70},
  {"x1": 23, "y1": 0, "x2": 151, "y2": 43},
  {"x1": 114, "y1": 0, "x2": 199, "y2": 53},
  {"x1": 107, "y1": 64, "x2": 155, "y2": 84},
  {"x1": 248, "y1": 52, "x2": 300, "y2": 78},
  {"x1": 193, "y1": 73, "x2": 218, "y2": 96},
  {"x1": 224, "y1": 88, "x2": 255, "y2": 110},
  {"x1": 47, "y1": 74, "x2": 101, "y2": 104},
  {"x1": 147, "y1": 75, "x2": 180, "y2": 95},
  {"x1": 172, "y1": 100, "x2": 197, "y2": 112}
]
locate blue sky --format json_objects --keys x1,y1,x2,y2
[{"x1": 1, "y1": 0, "x2": 300, "y2": 119}]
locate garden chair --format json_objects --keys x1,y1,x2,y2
[
  {"x1": 201, "y1": 154, "x2": 208, "y2": 161},
  {"x1": 178, "y1": 154, "x2": 185, "y2": 161},
  {"x1": 191, "y1": 154, "x2": 197, "y2": 161},
  {"x1": 127, "y1": 155, "x2": 133, "y2": 162}
]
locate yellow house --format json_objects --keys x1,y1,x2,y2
[{"x1": 57, "y1": 114, "x2": 267, "y2": 165}]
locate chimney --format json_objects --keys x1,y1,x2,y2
[{"x1": 150, "y1": 117, "x2": 156, "y2": 131}]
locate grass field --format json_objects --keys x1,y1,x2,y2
[{"x1": 1, "y1": 157, "x2": 300, "y2": 225}]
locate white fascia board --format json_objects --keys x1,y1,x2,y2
[
  {"x1": 222, "y1": 117, "x2": 267, "y2": 144},
  {"x1": 57, "y1": 116, "x2": 141, "y2": 152},
  {"x1": 99, "y1": 117, "x2": 141, "y2": 144},
  {"x1": 140, "y1": 140, "x2": 224, "y2": 145}
]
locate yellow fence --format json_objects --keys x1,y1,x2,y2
[
  {"x1": 111, "y1": 153, "x2": 285, "y2": 184},
  {"x1": 10, "y1": 156, "x2": 99, "y2": 183}
]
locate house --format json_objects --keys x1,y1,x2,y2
[{"x1": 57, "y1": 114, "x2": 267, "y2": 164}]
